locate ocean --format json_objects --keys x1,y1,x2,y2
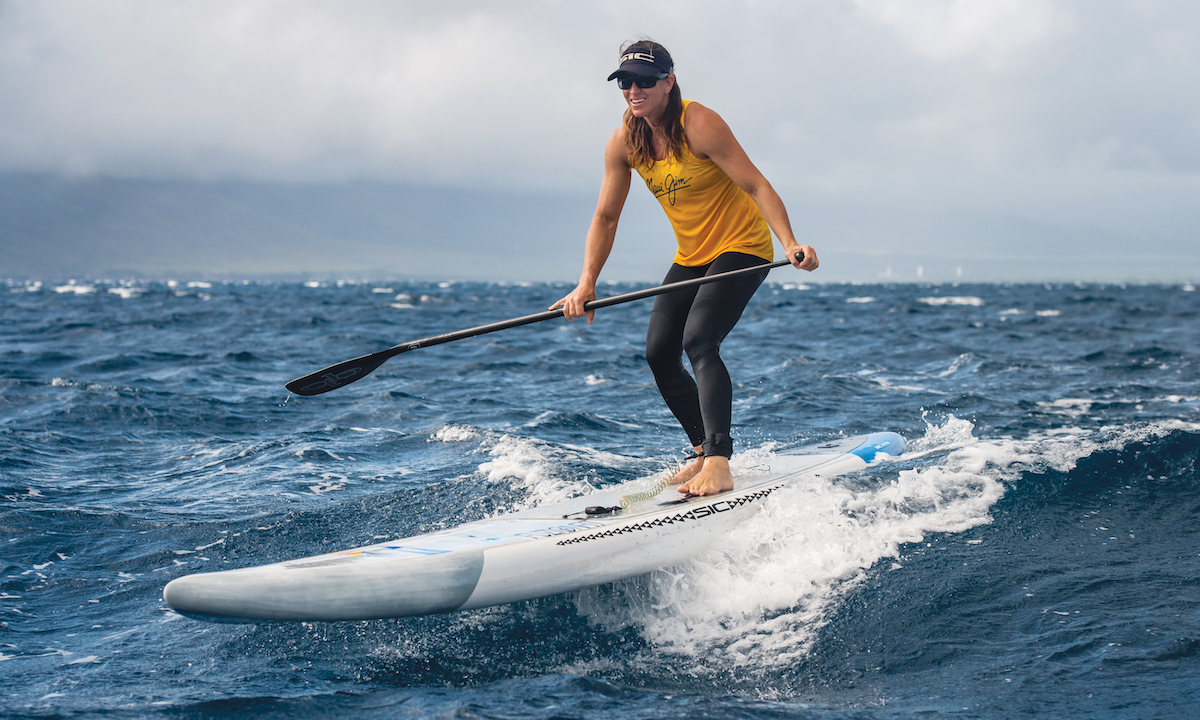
[{"x1": 1, "y1": 277, "x2": 1197, "y2": 719}]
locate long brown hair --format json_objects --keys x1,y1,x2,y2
[{"x1": 621, "y1": 40, "x2": 685, "y2": 170}]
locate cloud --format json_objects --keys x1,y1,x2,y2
[
  {"x1": 0, "y1": 0, "x2": 620, "y2": 186},
  {"x1": 0, "y1": 0, "x2": 1197, "y2": 279},
  {"x1": 852, "y1": 0, "x2": 1063, "y2": 68},
  {"x1": 2, "y1": 1, "x2": 1197, "y2": 186}
]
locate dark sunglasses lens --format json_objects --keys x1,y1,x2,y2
[{"x1": 618, "y1": 75, "x2": 661, "y2": 90}]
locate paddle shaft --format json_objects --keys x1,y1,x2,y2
[{"x1": 286, "y1": 256, "x2": 797, "y2": 396}]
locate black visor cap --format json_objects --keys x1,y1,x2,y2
[{"x1": 606, "y1": 48, "x2": 673, "y2": 81}]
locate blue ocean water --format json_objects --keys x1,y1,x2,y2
[{"x1": 1, "y1": 277, "x2": 1198, "y2": 719}]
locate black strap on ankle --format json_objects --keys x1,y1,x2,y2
[{"x1": 702, "y1": 433, "x2": 733, "y2": 458}]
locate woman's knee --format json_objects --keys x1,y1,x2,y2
[
  {"x1": 644, "y1": 332, "x2": 679, "y2": 374},
  {"x1": 682, "y1": 326, "x2": 720, "y2": 366}
]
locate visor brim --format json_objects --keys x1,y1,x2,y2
[{"x1": 606, "y1": 62, "x2": 668, "y2": 82}]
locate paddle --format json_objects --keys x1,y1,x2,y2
[{"x1": 286, "y1": 255, "x2": 801, "y2": 396}]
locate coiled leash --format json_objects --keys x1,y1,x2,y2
[{"x1": 579, "y1": 451, "x2": 703, "y2": 516}]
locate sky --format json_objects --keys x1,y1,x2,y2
[{"x1": 1, "y1": 0, "x2": 1197, "y2": 282}]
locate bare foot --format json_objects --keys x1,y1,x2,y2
[
  {"x1": 669, "y1": 449, "x2": 705, "y2": 485},
  {"x1": 677, "y1": 455, "x2": 733, "y2": 496}
]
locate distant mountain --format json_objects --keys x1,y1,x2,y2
[
  {"x1": 2, "y1": 174, "x2": 1188, "y2": 283},
  {"x1": 0, "y1": 174, "x2": 644, "y2": 281}
]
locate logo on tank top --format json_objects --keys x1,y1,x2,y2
[{"x1": 644, "y1": 174, "x2": 692, "y2": 206}]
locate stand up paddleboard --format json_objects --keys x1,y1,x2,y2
[{"x1": 164, "y1": 432, "x2": 904, "y2": 622}]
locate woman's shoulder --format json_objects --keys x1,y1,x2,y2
[
  {"x1": 681, "y1": 101, "x2": 720, "y2": 131},
  {"x1": 604, "y1": 125, "x2": 634, "y2": 167},
  {"x1": 681, "y1": 102, "x2": 731, "y2": 159}
]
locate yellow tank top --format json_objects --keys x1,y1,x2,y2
[{"x1": 634, "y1": 100, "x2": 773, "y2": 266}]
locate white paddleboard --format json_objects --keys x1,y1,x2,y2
[{"x1": 164, "y1": 432, "x2": 904, "y2": 622}]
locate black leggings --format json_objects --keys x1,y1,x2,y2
[{"x1": 645, "y1": 252, "x2": 769, "y2": 458}]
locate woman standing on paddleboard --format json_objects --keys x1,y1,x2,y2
[{"x1": 553, "y1": 40, "x2": 819, "y2": 496}]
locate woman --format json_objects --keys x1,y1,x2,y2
[{"x1": 552, "y1": 40, "x2": 818, "y2": 497}]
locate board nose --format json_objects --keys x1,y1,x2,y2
[{"x1": 163, "y1": 551, "x2": 485, "y2": 621}]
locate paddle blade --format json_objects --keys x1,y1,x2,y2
[{"x1": 285, "y1": 351, "x2": 393, "y2": 396}]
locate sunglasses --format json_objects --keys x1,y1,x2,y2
[{"x1": 617, "y1": 73, "x2": 668, "y2": 90}]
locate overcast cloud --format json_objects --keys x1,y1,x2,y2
[{"x1": 1, "y1": 0, "x2": 1197, "y2": 280}]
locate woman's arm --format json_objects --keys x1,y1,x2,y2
[
  {"x1": 683, "y1": 103, "x2": 819, "y2": 271},
  {"x1": 551, "y1": 127, "x2": 633, "y2": 323}
]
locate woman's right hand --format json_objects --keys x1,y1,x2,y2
[{"x1": 550, "y1": 284, "x2": 597, "y2": 324}]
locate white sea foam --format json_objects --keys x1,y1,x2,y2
[
  {"x1": 431, "y1": 424, "x2": 480, "y2": 442},
  {"x1": 476, "y1": 434, "x2": 642, "y2": 509},
  {"x1": 349, "y1": 427, "x2": 406, "y2": 435},
  {"x1": 871, "y1": 376, "x2": 938, "y2": 393},
  {"x1": 308, "y1": 474, "x2": 347, "y2": 495},
  {"x1": 919, "y1": 296, "x2": 984, "y2": 306},
  {"x1": 572, "y1": 416, "x2": 1116, "y2": 671},
  {"x1": 938, "y1": 352, "x2": 976, "y2": 377},
  {"x1": 1042, "y1": 426, "x2": 1088, "y2": 437},
  {"x1": 1154, "y1": 418, "x2": 1200, "y2": 433},
  {"x1": 53, "y1": 283, "x2": 95, "y2": 295},
  {"x1": 1160, "y1": 395, "x2": 1199, "y2": 404},
  {"x1": 846, "y1": 297, "x2": 876, "y2": 303},
  {"x1": 1037, "y1": 398, "x2": 1094, "y2": 418},
  {"x1": 1036, "y1": 309, "x2": 1061, "y2": 317},
  {"x1": 477, "y1": 435, "x2": 601, "y2": 508}
]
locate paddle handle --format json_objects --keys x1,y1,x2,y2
[
  {"x1": 585, "y1": 256, "x2": 797, "y2": 312},
  {"x1": 285, "y1": 254, "x2": 802, "y2": 396}
]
